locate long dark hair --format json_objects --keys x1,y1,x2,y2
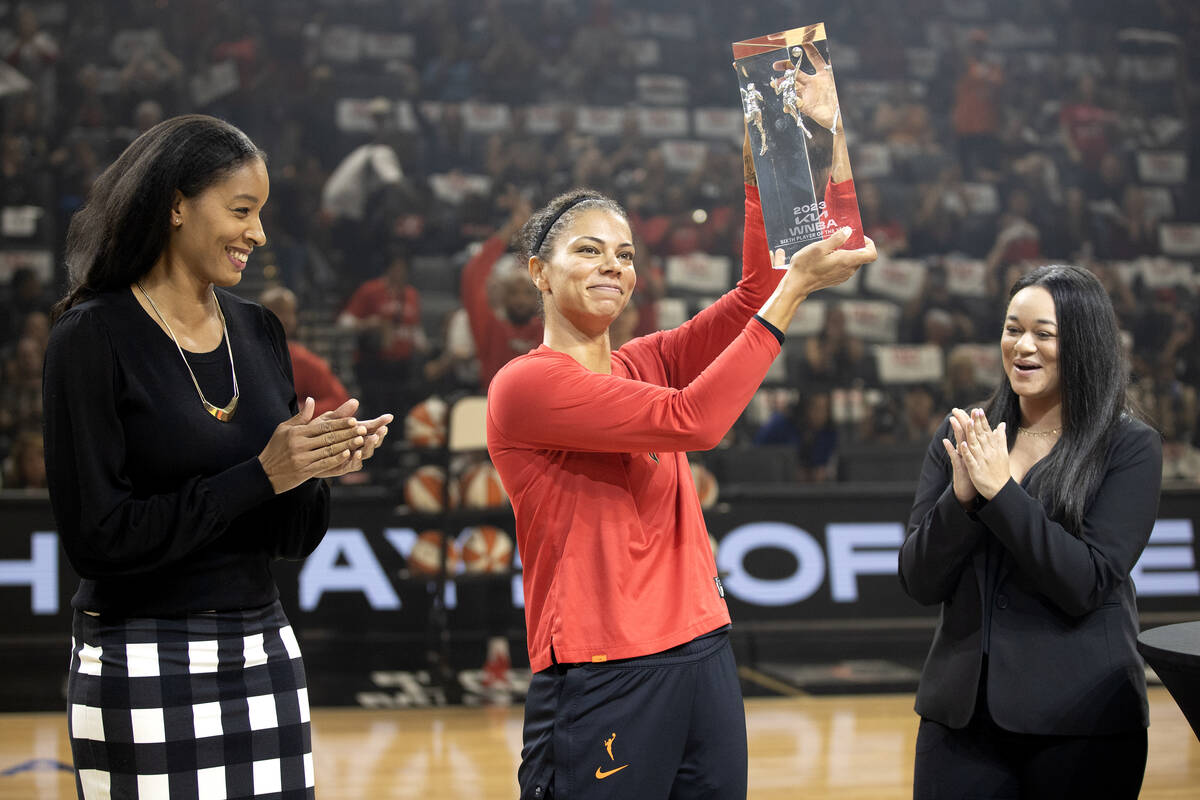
[
  {"x1": 516, "y1": 188, "x2": 628, "y2": 265},
  {"x1": 52, "y1": 114, "x2": 265, "y2": 321},
  {"x1": 983, "y1": 264, "x2": 1131, "y2": 535}
]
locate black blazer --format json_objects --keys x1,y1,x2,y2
[{"x1": 899, "y1": 415, "x2": 1162, "y2": 735}]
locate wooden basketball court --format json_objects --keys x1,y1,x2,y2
[{"x1": 2, "y1": 688, "x2": 1196, "y2": 798}]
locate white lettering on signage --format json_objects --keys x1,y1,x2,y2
[
  {"x1": 718, "y1": 519, "x2": 1199, "y2": 607},
  {"x1": 299, "y1": 528, "x2": 526, "y2": 612},
  {"x1": 717, "y1": 523, "x2": 826, "y2": 606},
  {"x1": 1131, "y1": 519, "x2": 1200, "y2": 596},
  {"x1": 298, "y1": 529, "x2": 400, "y2": 611},
  {"x1": 10, "y1": 519, "x2": 1198, "y2": 615},
  {"x1": 826, "y1": 523, "x2": 905, "y2": 602},
  {"x1": 0, "y1": 532, "x2": 57, "y2": 614}
]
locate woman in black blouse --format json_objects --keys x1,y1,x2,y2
[
  {"x1": 900, "y1": 264, "x2": 1161, "y2": 799},
  {"x1": 43, "y1": 115, "x2": 390, "y2": 799}
]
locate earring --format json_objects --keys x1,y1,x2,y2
[{"x1": 173, "y1": 216, "x2": 182, "y2": 226}]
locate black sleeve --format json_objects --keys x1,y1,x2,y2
[
  {"x1": 975, "y1": 420, "x2": 1162, "y2": 617},
  {"x1": 899, "y1": 416, "x2": 988, "y2": 605},
  {"x1": 43, "y1": 309, "x2": 276, "y2": 578},
  {"x1": 253, "y1": 305, "x2": 331, "y2": 560}
]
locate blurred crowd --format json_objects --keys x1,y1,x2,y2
[{"x1": 2, "y1": 0, "x2": 1199, "y2": 490}]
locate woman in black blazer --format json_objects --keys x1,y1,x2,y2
[{"x1": 900, "y1": 264, "x2": 1162, "y2": 799}]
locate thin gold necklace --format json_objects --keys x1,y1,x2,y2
[
  {"x1": 1017, "y1": 426, "x2": 1061, "y2": 438},
  {"x1": 137, "y1": 281, "x2": 239, "y2": 422}
]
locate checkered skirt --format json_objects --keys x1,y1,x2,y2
[{"x1": 67, "y1": 600, "x2": 314, "y2": 799}]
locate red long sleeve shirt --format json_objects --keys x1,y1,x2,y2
[
  {"x1": 342, "y1": 278, "x2": 422, "y2": 361},
  {"x1": 288, "y1": 342, "x2": 350, "y2": 417},
  {"x1": 821, "y1": 177, "x2": 866, "y2": 249},
  {"x1": 461, "y1": 237, "x2": 544, "y2": 387},
  {"x1": 487, "y1": 186, "x2": 783, "y2": 672}
]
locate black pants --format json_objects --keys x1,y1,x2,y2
[
  {"x1": 519, "y1": 628, "x2": 746, "y2": 800},
  {"x1": 913, "y1": 713, "x2": 1147, "y2": 800}
]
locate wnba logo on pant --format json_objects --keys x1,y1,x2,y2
[{"x1": 595, "y1": 732, "x2": 629, "y2": 780}]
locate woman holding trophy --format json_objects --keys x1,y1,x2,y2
[{"x1": 487, "y1": 129, "x2": 876, "y2": 798}]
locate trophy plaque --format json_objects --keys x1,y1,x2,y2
[{"x1": 733, "y1": 23, "x2": 864, "y2": 261}]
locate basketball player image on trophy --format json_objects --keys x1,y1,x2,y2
[
  {"x1": 741, "y1": 82, "x2": 768, "y2": 155},
  {"x1": 769, "y1": 49, "x2": 813, "y2": 140},
  {"x1": 733, "y1": 22, "x2": 864, "y2": 258}
]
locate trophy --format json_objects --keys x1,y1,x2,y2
[{"x1": 733, "y1": 23, "x2": 864, "y2": 261}]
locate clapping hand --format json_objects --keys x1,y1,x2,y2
[
  {"x1": 942, "y1": 408, "x2": 978, "y2": 507},
  {"x1": 258, "y1": 398, "x2": 393, "y2": 492},
  {"x1": 313, "y1": 398, "x2": 392, "y2": 479},
  {"x1": 952, "y1": 408, "x2": 1009, "y2": 500}
]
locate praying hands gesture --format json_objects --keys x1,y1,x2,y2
[{"x1": 943, "y1": 407, "x2": 1010, "y2": 505}]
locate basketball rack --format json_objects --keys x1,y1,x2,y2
[{"x1": 421, "y1": 394, "x2": 518, "y2": 701}]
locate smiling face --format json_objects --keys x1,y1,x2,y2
[
  {"x1": 532, "y1": 208, "x2": 636, "y2": 337},
  {"x1": 170, "y1": 157, "x2": 269, "y2": 287},
  {"x1": 1001, "y1": 285, "x2": 1061, "y2": 407}
]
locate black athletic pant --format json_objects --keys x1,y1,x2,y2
[
  {"x1": 519, "y1": 627, "x2": 746, "y2": 800},
  {"x1": 913, "y1": 710, "x2": 1147, "y2": 800}
]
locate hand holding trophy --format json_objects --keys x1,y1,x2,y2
[{"x1": 774, "y1": 42, "x2": 839, "y2": 133}]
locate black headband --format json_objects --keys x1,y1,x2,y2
[{"x1": 532, "y1": 196, "x2": 595, "y2": 256}]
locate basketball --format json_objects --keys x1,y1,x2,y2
[
  {"x1": 405, "y1": 395, "x2": 448, "y2": 448},
  {"x1": 458, "y1": 462, "x2": 509, "y2": 509},
  {"x1": 404, "y1": 465, "x2": 446, "y2": 512},
  {"x1": 407, "y1": 530, "x2": 460, "y2": 575},
  {"x1": 690, "y1": 461, "x2": 719, "y2": 509},
  {"x1": 459, "y1": 526, "x2": 514, "y2": 573}
]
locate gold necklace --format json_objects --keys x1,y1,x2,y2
[
  {"x1": 1017, "y1": 426, "x2": 1061, "y2": 439},
  {"x1": 137, "y1": 281, "x2": 239, "y2": 422}
]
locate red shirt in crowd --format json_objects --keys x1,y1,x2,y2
[
  {"x1": 341, "y1": 278, "x2": 422, "y2": 361},
  {"x1": 288, "y1": 342, "x2": 350, "y2": 417},
  {"x1": 487, "y1": 185, "x2": 783, "y2": 673},
  {"x1": 461, "y1": 238, "x2": 544, "y2": 387},
  {"x1": 1060, "y1": 103, "x2": 1115, "y2": 168},
  {"x1": 952, "y1": 57, "x2": 1003, "y2": 137}
]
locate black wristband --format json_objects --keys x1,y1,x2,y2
[{"x1": 753, "y1": 314, "x2": 785, "y2": 345}]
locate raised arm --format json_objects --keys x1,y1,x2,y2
[
  {"x1": 490, "y1": 318, "x2": 782, "y2": 454},
  {"x1": 620, "y1": 176, "x2": 781, "y2": 388},
  {"x1": 462, "y1": 192, "x2": 532, "y2": 347},
  {"x1": 821, "y1": 174, "x2": 865, "y2": 250},
  {"x1": 493, "y1": 228, "x2": 876, "y2": 453},
  {"x1": 461, "y1": 234, "x2": 509, "y2": 346}
]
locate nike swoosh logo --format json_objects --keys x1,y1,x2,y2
[{"x1": 595, "y1": 764, "x2": 630, "y2": 779}]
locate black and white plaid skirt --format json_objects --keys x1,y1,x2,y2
[{"x1": 67, "y1": 600, "x2": 314, "y2": 799}]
